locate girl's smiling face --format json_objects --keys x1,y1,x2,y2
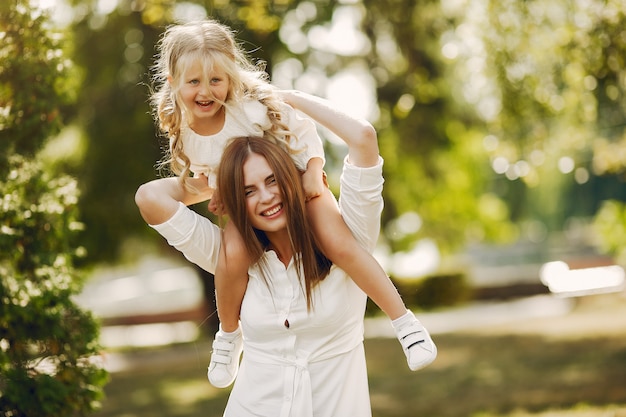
[{"x1": 175, "y1": 60, "x2": 230, "y2": 134}]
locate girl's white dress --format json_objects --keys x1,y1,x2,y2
[
  {"x1": 151, "y1": 156, "x2": 385, "y2": 417},
  {"x1": 181, "y1": 99, "x2": 325, "y2": 190}
]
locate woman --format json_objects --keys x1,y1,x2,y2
[{"x1": 135, "y1": 90, "x2": 436, "y2": 417}]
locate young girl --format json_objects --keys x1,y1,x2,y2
[{"x1": 149, "y1": 19, "x2": 436, "y2": 388}]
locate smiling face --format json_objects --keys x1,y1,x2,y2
[
  {"x1": 218, "y1": 137, "x2": 330, "y2": 296},
  {"x1": 176, "y1": 58, "x2": 230, "y2": 135},
  {"x1": 243, "y1": 153, "x2": 288, "y2": 235}
]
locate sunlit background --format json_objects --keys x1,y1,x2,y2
[{"x1": 3, "y1": 0, "x2": 626, "y2": 416}]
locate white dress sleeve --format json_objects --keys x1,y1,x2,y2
[
  {"x1": 337, "y1": 157, "x2": 385, "y2": 252},
  {"x1": 150, "y1": 202, "x2": 221, "y2": 274}
]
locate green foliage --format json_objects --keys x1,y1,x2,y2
[
  {"x1": 0, "y1": 1, "x2": 108, "y2": 415},
  {"x1": 358, "y1": 0, "x2": 516, "y2": 253},
  {"x1": 465, "y1": 0, "x2": 626, "y2": 229},
  {"x1": 395, "y1": 273, "x2": 472, "y2": 311},
  {"x1": 0, "y1": 1, "x2": 76, "y2": 170},
  {"x1": 366, "y1": 272, "x2": 471, "y2": 314},
  {"x1": 592, "y1": 200, "x2": 626, "y2": 265},
  {"x1": 359, "y1": 0, "x2": 626, "y2": 250},
  {"x1": 0, "y1": 155, "x2": 108, "y2": 416},
  {"x1": 67, "y1": 9, "x2": 164, "y2": 264}
]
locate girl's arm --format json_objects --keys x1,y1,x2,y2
[
  {"x1": 278, "y1": 90, "x2": 379, "y2": 168},
  {"x1": 135, "y1": 176, "x2": 213, "y2": 225}
]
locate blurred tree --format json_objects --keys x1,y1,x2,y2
[
  {"x1": 593, "y1": 200, "x2": 626, "y2": 265},
  {"x1": 0, "y1": 1, "x2": 108, "y2": 415},
  {"x1": 358, "y1": 0, "x2": 626, "y2": 257},
  {"x1": 68, "y1": 8, "x2": 163, "y2": 265},
  {"x1": 0, "y1": 0, "x2": 75, "y2": 164},
  {"x1": 456, "y1": 0, "x2": 626, "y2": 245},
  {"x1": 357, "y1": 0, "x2": 515, "y2": 253}
]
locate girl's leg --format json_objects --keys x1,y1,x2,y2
[
  {"x1": 208, "y1": 221, "x2": 250, "y2": 388},
  {"x1": 215, "y1": 221, "x2": 250, "y2": 332},
  {"x1": 307, "y1": 189, "x2": 406, "y2": 319},
  {"x1": 307, "y1": 189, "x2": 437, "y2": 370}
]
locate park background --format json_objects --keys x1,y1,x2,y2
[{"x1": 1, "y1": 0, "x2": 626, "y2": 416}]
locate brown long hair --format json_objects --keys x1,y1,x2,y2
[{"x1": 218, "y1": 136, "x2": 332, "y2": 310}]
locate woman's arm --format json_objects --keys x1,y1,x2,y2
[
  {"x1": 135, "y1": 176, "x2": 221, "y2": 274},
  {"x1": 278, "y1": 90, "x2": 380, "y2": 168},
  {"x1": 135, "y1": 176, "x2": 213, "y2": 225}
]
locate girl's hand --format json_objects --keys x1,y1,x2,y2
[
  {"x1": 208, "y1": 189, "x2": 226, "y2": 215},
  {"x1": 301, "y1": 169, "x2": 325, "y2": 202},
  {"x1": 302, "y1": 156, "x2": 326, "y2": 201}
]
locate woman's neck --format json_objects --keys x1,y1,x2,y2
[{"x1": 266, "y1": 231, "x2": 293, "y2": 267}]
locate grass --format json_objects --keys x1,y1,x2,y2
[
  {"x1": 92, "y1": 294, "x2": 626, "y2": 417},
  {"x1": 366, "y1": 335, "x2": 626, "y2": 417}
]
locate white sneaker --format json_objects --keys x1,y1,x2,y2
[
  {"x1": 394, "y1": 312, "x2": 437, "y2": 371},
  {"x1": 207, "y1": 325, "x2": 243, "y2": 388}
]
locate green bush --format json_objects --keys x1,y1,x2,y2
[
  {"x1": 0, "y1": 156, "x2": 108, "y2": 416},
  {"x1": 0, "y1": 2, "x2": 77, "y2": 166},
  {"x1": 409, "y1": 272, "x2": 472, "y2": 310},
  {"x1": 365, "y1": 272, "x2": 472, "y2": 316},
  {"x1": 0, "y1": 156, "x2": 107, "y2": 417},
  {"x1": 593, "y1": 200, "x2": 626, "y2": 266},
  {"x1": 0, "y1": 2, "x2": 108, "y2": 415}
]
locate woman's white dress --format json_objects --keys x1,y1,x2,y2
[{"x1": 151, "y1": 157, "x2": 385, "y2": 417}]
